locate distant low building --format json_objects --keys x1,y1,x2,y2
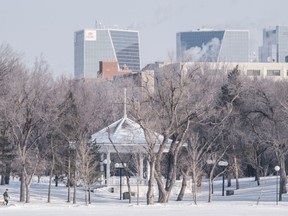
[
  {"x1": 99, "y1": 61, "x2": 131, "y2": 80},
  {"x1": 142, "y1": 61, "x2": 288, "y2": 80}
]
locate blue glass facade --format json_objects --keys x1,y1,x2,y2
[
  {"x1": 74, "y1": 29, "x2": 140, "y2": 78},
  {"x1": 176, "y1": 30, "x2": 249, "y2": 62},
  {"x1": 259, "y1": 26, "x2": 288, "y2": 63},
  {"x1": 110, "y1": 30, "x2": 140, "y2": 71}
]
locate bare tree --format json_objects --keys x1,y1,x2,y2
[
  {"x1": 0, "y1": 43, "x2": 21, "y2": 184},
  {"x1": 242, "y1": 79, "x2": 288, "y2": 199},
  {"x1": 55, "y1": 79, "x2": 107, "y2": 204},
  {"x1": 2, "y1": 57, "x2": 53, "y2": 202},
  {"x1": 177, "y1": 132, "x2": 210, "y2": 204},
  {"x1": 77, "y1": 137, "x2": 100, "y2": 205},
  {"x1": 130, "y1": 63, "x2": 218, "y2": 204}
]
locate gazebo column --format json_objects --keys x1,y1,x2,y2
[
  {"x1": 146, "y1": 160, "x2": 150, "y2": 181},
  {"x1": 100, "y1": 153, "x2": 104, "y2": 172},
  {"x1": 106, "y1": 151, "x2": 111, "y2": 185},
  {"x1": 100, "y1": 153, "x2": 105, "y2": 184}
]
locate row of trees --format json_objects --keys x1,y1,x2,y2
[
  {"x1": 0, "y1": 43, "x2": 288, "y2": 205},
  {"x1": 0, "y1": 44, "x2": 115, "y2": 204},
  {"x1": 126, "y1": 63, "x2": 288, "y2": 204}
]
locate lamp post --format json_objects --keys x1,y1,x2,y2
[
  {"x1": 274, "y1": 165, "x2": 280, "y2": 205},
  {"x1": 218, "y1": 161, "x2": 228, "y2": 196},
  {"x1": 103, "y1": 159, "x2": 107, "y2": 185},
  {"x1": 115, "y1": 163, "x2": 126, "y2": 200}
]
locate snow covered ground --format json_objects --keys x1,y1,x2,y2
[{"x1": 1, "y1": 176, "x2": 288, "y2": 215}]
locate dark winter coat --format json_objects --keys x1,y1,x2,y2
[{"x1": 3, "y1": 191, "x2": 9, "y2": 200}]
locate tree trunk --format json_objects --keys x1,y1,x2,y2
[
  {"x1": 47, "y1": 153, "x2": 55, "y2": 203},
  {"x1": 227, "y1": 170, "x2": 232, "y2": 187},
  {"x1": 146, "y1": 160, "x2": 155, "y2": 205},
  {"x1": 73, "y1": 175, "x2": 76, "y2": 204},
  {"x1": 25, "y1": 182, "x2": 30, "y2": 203},
  {"x1": 4, "y1": 175, "x2": 9, "y2": 184},
  {"x1": 88, "y1": 185, "x2": 91, "y2": 204},
  {"x1": 176, "y1": 175, "x2": 187, "y2": 201},
  {"x1": 281, "y1": 169, "x2": 287, "y2": 194},
  {"x1": 155, "y1": 151, "x2": 166, "y2": 203},
  {"x1": 48, "y1": 175, "x2": 52, "y2": 203},
  {"x1": 192, "y1": 173, "x2": 198, "y2": 205},
  {"x1": 232, "y1": 144, "x2": 240, "y2": 189},
  {"x1": 233, "y1": 155, "x2": 240, "y2": 189},
  {"x1": 84, "y1": 184, "x2": 88, "y2": 205},
  {"x1": 20, "y1": 172, "x2": 25, "y2": 202},
  {"x1": 157, "y1": 182, "x2": 169, "y2": 203},
  {"x1": 156, "y1": 150, "x2": 178, "y2": 203},
  {"x1": 67, "y1": 150, "x2": 71, "y2": 203},
  {"x1": 255, "y1": 151, "x2": 261, "y2": 186},
  {"x1": 5, "y1": 164, "x2": 11, "y2": 185},
  {"x1": 125, "y1": 174, "x2": 132, "y2": 204},
  {"x1": 208, "y1": 165, "x2": 216, "y2": 203},
  {"x1": 279, "y1": 156, "x2": 287, "y2": 201},
  {"x1": 208, "y1": 177, "x2": 213, "y2": 203},
  {"x1": 0, "y1": 174, "x2": 5, "y2": 185}
]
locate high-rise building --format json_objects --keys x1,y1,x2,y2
[
  {"x1": 259, "y1": 26, "x2": 288, "y2": 63},
  {"x1": 176, "y1": 29, "x2": 249, "y2": 63},
  {"x1": 74, "y1": 28, "x2": 140, "y2": 78}
]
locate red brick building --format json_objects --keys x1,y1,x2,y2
[{"x1": 99, "y1": 61, "x2": 131, "y2": 80}]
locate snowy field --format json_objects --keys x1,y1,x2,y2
[{"x1": 1, "y1": 176, "x2": 288, "y2": 215}]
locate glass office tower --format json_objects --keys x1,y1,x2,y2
[
  {"x1": 74, "y1": 28, "x2": 140, "y2": 78},
  {"x1": 176, "y1": 29, "x2": 249, "y2": 62},
  {"x1": 259, "y1": 26, "x2": 288, "y2": 63}
]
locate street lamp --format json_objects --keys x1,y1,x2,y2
[
  {"x1": 115, "y1": 163, "x2": 126, "y2": 200},
  {"x1": 274, "y1": 165, "x2": 280, "y2": 205},
  {"x1": 218, "y1": 161, "x2": 228, "y2": 196},
  {"x1": 103, "y1": 159, "x2": 107, "y2": 185}
]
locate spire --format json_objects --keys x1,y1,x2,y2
[
  {"x1": 124, "y1": 88, "x2": 127, "y2": 118},
  {"x1": 113, "y1": 88, "x2": 127, "y2": 135}
]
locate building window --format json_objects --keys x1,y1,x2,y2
[
  {"x1": 247, "y1": 70, "x2": 261, "y2": 76},
  {"x1": 267, "y1": 70, "x2": 280, "y2": 76}
]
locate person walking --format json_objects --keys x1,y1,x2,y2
[{"x1": 3, "y1": 189, "x2": 10, "y2": 205}]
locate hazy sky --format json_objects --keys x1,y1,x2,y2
[{"x1": 1, "y1": 0, "x2": 287, "y2": 77}]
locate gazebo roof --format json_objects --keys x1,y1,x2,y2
[
  {"x1": 91, "y1": 89, "x2": 171, "y2": 153},
  {"x1": 91, "y1": 115, "x2": 171, "y2": 153},
  {"x1": 91, "y1": 115, "x2": 146, "y2": 145}
]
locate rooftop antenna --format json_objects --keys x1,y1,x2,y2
[
  {"x1": 95, "y1": 20, "x2": 104, "y2": 29},
  {"x1": 113, "y1": 88, "x2": 127, "y2": 134}
]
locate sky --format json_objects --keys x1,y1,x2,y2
[
  {"x1": 1, "y1": 0, "x2": 288, "y2": 78},
  {"x1": 1, "y1": 175, "x2": 288, "y2": 215}
]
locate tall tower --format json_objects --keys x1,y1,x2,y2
[
  {"x1": 74, "y1": 28, "x2": 141, "y2": 78},
  {"x1": 259, "y1": 26, "x2": 288, "y2": 63},
  {"x1": 176, "y1": 29, "x2": 249, "y2": 63}
]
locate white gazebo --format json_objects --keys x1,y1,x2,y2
[{"x1": 91, "y1": 95, "x2": 171, "y2": 185}]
